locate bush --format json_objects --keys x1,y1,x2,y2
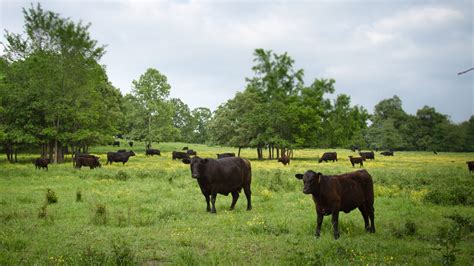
[
  {"x1": 92, "y1": 204, "x2": 107, "y2": 225},
  {"x1": 76, "y1": 191, "x2": 82, "y2": 202},
  {"x1": 115, "y1": 171, "x2": 130, "y2": 181},
  {"x1": 425, "y1": 182, "x2": 474, "y2": 205},
  {"x1": 46, "y1": 188, "x2": 58, "y2": 204},
  {"x1": 111, "y1": 240, "x2": 136, "y2": 265}
]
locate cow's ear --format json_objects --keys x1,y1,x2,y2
[
  {"x1": 203, "y1": 159, "x2": 209, "y2": 164},
  {"x1": 182, "y1": 158, "x2": 191, "y2": 164},
  {"x1": 295, "y1": 174, "x2": 303, "y2": 180}
]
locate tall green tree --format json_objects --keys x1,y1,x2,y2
[{"x1": 131, "y1": 68, "x2": 176, "y2": 147}]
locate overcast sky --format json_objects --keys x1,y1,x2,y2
[{"x1": 1, "y1": 0, "x2": 473, "y2": 122}]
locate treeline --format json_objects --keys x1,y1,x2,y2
[
  {"x1": 1, "y1": 5, "x2": 472, "y2": 163},
  {"x1": 208, "y1": 49, "x2": 473, "y2": 154}
]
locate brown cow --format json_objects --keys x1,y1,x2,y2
[
  {"x1": 278, "y1": 155, "x2": 290, "y2": 165},
  {"x1": 348, "y1": 156, "x2": 364, "y2": 167},
  {"x1": 319, "y1": 152, "x2": 338, "y2": 163},
  {"x1": 295, "y1": 169, "x2": 375, "y2": 239},
  {"x1": 467, "y1": 161, "x2": 474, "y2": 173},
  {"x1": 359, "y1": 151, "x2": 375, "y2": 160},
  {"x1": 182, "y1": 156, "x2": 252, "y2": 213},
  {"x1": 75, "y1": 156, "x2": 101, "y2": 169},
  {"x1": 34, "y1": 158, "x2": 51, "y2": 170}
]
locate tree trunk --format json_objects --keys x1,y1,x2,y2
[
  {"x1": 238, "y1": 147, "x2": 242, "y2": 157},
  {"x1": 276, "y1": 147, "x2": 280, "y2": 159}
]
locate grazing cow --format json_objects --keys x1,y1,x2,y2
[
  {"x1": 348, "y1": 156, "x2": 364, "y2": 168},
  {"x1": 172, "y1": 151, "x2": 190, "y2": 160},
  {"x1": 129, "y1": 141, "x2": 134, "y2": 147},
  {"x1": 359, "y1": 151, "x2": 375, "y2": 160},
  {"x1": 295, "y1": 169, "x2": 375, "y2": 239},
  {"x1": 350, "y1": 145, "x2": 360, "y2": 152},
  {"x1": 217, "y1": 153, "x2": 235, "y2": 159},
  {"x1": 106, "y1": 151, "x2": 135, "y2": 165},
  {"x1": 278, "y1": 155, "x2": 290, "y2": 165},
  {"x1": 112, "y1": 141, "x2": 120, "y2": 147},
  {"x1": 75, "y1": 156, "x2": 101, "y2": 169},
  {"x1": 467, "y1": 161, "x2": 474, "y2": 173},
  {"x1": 34, "y1": 158, "x2": 51, "y2": 170},
  {"x1": 434, "y1": 151, "x2": 438, "y2": 155},
  {"x1": 146, "y1": 149, "x2": 161, "y2": 156},
  {"x1": 182, "y1": 156, "x2": 252, "y2": 213},
  {"x1": 117, "y1": 149, "x2": 126, "y2": 153},
  {"x1": 186, "y1": 149, "x2": 197, "y2": 156},
  {"x1": 182, "y1": 147, "x2": 189, "y2": 151},
  {"x1": 380, "y1": 151, "x2": 394, "y2": 156},
  {"x1": 319, "y1": 152, "x2": 338, "y2": 163}
]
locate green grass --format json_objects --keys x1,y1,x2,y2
[{"x1": 1, "y1": 142, "x2": 473, "y2": 265}]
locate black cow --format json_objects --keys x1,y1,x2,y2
[
  {"x1": 186, "y1": 149, "x2": 197, "y2": 156},
  {"x1": 295, "y1": 170, "x2": 375, "y2": 239},
  {"x1": 182, "y1": 147, "x2": 189, "y2": 150},
  {"x1": 182, "y1": 156, "x2": 252, "y2": 213},
  {"x1": 380, "y1": 151, "x2": 394, "y2": 156},
  {"x1": 146, "y1": 149, "x2": 161, "y2": 156},
  {"x1": 278, "y1": 155, "x2": 290, "y2": 165},
  {"x1": 217, "y1": 153, "x2": 235, "y2": 159},
  {"x1": 34, "y1": 158, "x2": 51, "y2": 170},
  {"x1": 350, "y1": 145, "x2": 360, "y2": 152},
  {"x1": 106, "y1": 151, "x2": 135, "y2": 165},
  {"x1": 117, "y1": 149, "x2": 126, "y2": 153},
  {"x1": 112, "y1": 141, "x2": 120, "y2": 147},
  {"x1": 359, "y1": 151, "x2": 375, "y2": 160},
  {"x1": 348, "y1": 156, "x2": 364, "y2": 167},
  {"x1": 319, "y1": 152, "x2": 338, "y2": 163},
  {"x1": 129, "y1": 141, "x2": 133, "y2": 147},
  {"x1": 172, "y1": 151, "x2": 190, "y2": 160},
  {"x1": 75, "y1": 156, "x2": 101, "y2": 169},
  {"x1": 467, "y1": 161, "x2": 474, "y2": 173}
]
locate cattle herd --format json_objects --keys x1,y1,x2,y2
[{"x1": 31, "y1": 143, "x2": 473, "y2": 239}]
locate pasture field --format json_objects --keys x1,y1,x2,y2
[{"x1": 1, "y1": 142, "x2": 473, "y2": 265}]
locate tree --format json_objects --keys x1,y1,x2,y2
[
  {"x1": 131, "y1": 68, "x2": 176, "y2": 147},
  {"x1": 191, "y1": 107, "x2": 212, "y2": 144},
  {"x1": 170, "y1": 98, "x2": 194, "y2": 142},
  {"x1": 1, "y1": 4, "x2": 119, "y2": 162}
]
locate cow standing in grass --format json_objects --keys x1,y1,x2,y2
[
  {"x1": 278, "y1": 155, "x2": 290, "y2": 165},
  {"x1": 467, "y1": 161, "x2": 474, "y2": 173},
  {"x1": 319, "y1": 152, "x2": 337, "y2": 163},
  {"x1": 295, "y1": 169, "x2": 375, "y2": 239},
  {"x1": 106, "y1": 151, "x2": 135, "y2": 165},
  {"x1": 182, "y1": 156, "x2": 252, "y2": 213},
  {"x1": 34, "y1": 158, "x2": 51, "y2": 170},
  {"x1": 348, "y1": 156, "x2": 364, "y2": 167}
]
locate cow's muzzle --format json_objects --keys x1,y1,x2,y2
[
  {"x1": 303, "y1": 189, "x2": 311, "y2": 194},
  {"x1": 192, "y1": 173, "x2": 199, "y2": 179}
]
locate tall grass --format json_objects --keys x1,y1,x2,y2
[{"x1": 0, "y1": 143, "x2": 473, "y2": 264}]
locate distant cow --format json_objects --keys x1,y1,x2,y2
[
  {"x1": 172, "y1": 151, "x2": 190, "y2": 160},
  {"x1": 434, "y1": 151, "x2": 438, "y2": 155},
  {"x1": 75, "y1": 156, "x2": 101, "y2": 169},
  {"x1": 278, "y1": 155, "x2": 290, "y2": 165},
  {"x1": 217, "y1": 153, "x2": 235, "y2": 159},
  {"x1": 182, "y1": 156, "x2": 252, "y2": 213},
  {"x1": 295, "y1": 169, "x2": 375, "y2": 239},
  {"x1": 348, "y1": 156, "x2": 364, "y2": 167},
  {"x1": 129, "y1": 141, "x2": 133, "y2": 147},
  {"x1": 146, "y1": 149, "x2": 161, "y2": 156},
  {"x1": 182, "y1": 147, "x2": 189, "y2": 150},
  {"x1": 380, "y1": 151, "x2": 394, "y2": 156},
  {"x1": 186, "y1": 149, "x2": 197, "y2": 156},
  {"x1": 359, "y1": 151, "x2": 375, "y2": 160},
  {"x1": 106, "y1": 151, "x2": 135, "y2": 165},
  {"x1": 34, "y1": 158, "x2": 51, "y2": 170},
  {"x1": 350, "y1": 145, "x2": 360, "y2": 152},
  {"x1": 467, "y1": 161, "x2": 474, "y2": 173},
  {"x1": 112, "y1": 141, "x2": 120, "y2": 147},
  {"x1": 319, "y1": 152, "x2": 338, "y2": 163}
]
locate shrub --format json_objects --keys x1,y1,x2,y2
[
  {"x1": 425, "y1": 183, "x2": 473, "y2": 205},
  {"x1": 115, "y1": 171, "x2": 130, "y2": 181},
  {"x1": 76, "y1": 191, "x2": 82, "y2": 202},
  {"x1": 46, "y1": 188, "x2": 58, "y2": 204},
  {"x1": 111, "y1": 240, "x2": 136, "y2": 265},
  {"x1": 92, "y1": 204, "x2": 107, "y2": 225}
]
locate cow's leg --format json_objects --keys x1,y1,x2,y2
[
  {"x1": 243, "y1": 185, "x2": 252, "y2": 210},
  {"x1": 332, "y1": 211, "x2": 340, "y2": 239},
  {"x1": 358, "y1": 206, "x2": 370, "y2": 232},
  {"x1": 204, "y1": 194, "x2": 211, "y2": 212},
  {"x1": 315, "y1": 212, "x2": 323, "y2": 238},
  {"x1": 210, "y1": 192, "x2": 217, "y2": 213},
  {"x1": 368, "y1": 206, "x2": 375, "y2": 233},
  {"x1": 230, "y1": 191, "x2": 239, "y2": 210}
]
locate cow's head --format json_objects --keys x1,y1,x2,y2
[
  {"x1": 129, "y1": 151, "x2": 136, "y2": 156},
  {"x1": 182, "y1": 156, "x2": 208, "y2": 179},
  {"x1": 295, "y1": 170, "x2": 322, "y2": 194}
]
